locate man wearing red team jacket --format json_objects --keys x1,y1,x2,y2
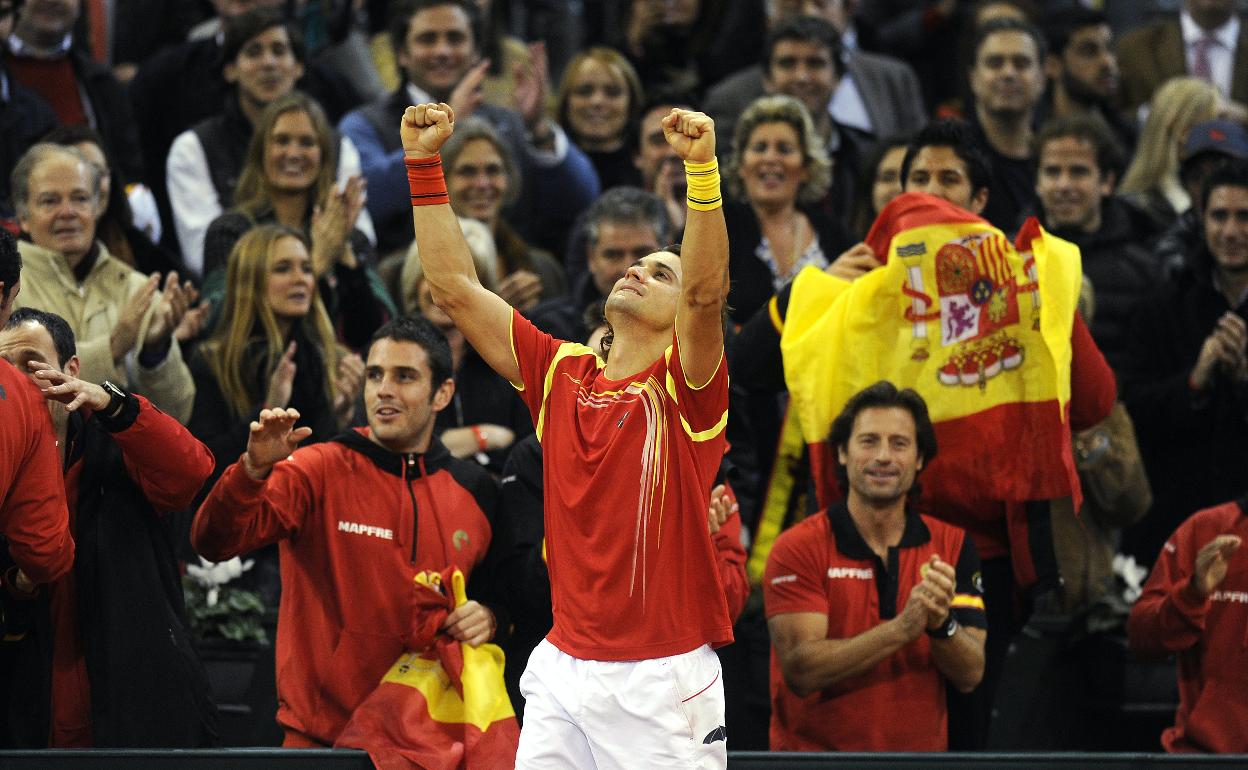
[
  {"x1": 404, "y1": 101, "x2": 733, "y2": 767},
  {"x1": 1128, "y1": 499, "x2": 1248, "y2": 753}
]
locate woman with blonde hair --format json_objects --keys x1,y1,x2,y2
[
  {"x1": 201, "y1": 92, "x2": 394, "y2": 351},
  {"x1": 556, "y1": 47, "x2": 645, "y2": 190},
  {"x1": 1119, "y1": 77, "x2": 1223, "y2": 230},
  {"x1": 724, "y1": 94, "x2": 852, "y2": 323},
  {"x1": 188, "y1": 224, "x2": 364, "y2": 605}
]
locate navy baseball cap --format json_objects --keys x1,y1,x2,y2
[{"x1": 1182, "y1": 120, "x2": 1248, "y2": 163}]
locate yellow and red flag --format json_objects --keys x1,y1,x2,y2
[{"x1": 781, "y1": 192, "x2": 1083, "y2": 509}]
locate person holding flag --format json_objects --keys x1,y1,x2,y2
[{"x1": 403, "y1": 101, "x2": 734, "y2": 768}]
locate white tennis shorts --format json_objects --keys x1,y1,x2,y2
[{"x1": 514, "y1": 639, "x2": 728, "y2": 769}]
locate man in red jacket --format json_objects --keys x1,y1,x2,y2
[
  {"x1": 1128, "y1": 501, "x2": 1247, "y2": 753},
  {"x1": 193, "y1": 315, "x2": 505, "y2": 747},
  {"x1": 0, "y1": 228, "x2": 73, "y2": 601}
]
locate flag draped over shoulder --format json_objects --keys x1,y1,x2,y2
[{"x1": 781, "y1": 192, "x2": 1083, "y2": 509}]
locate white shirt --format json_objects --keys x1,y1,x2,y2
[
  {"x1": 167, "y1": 131, "x2": 375, "y2": 278},
  {"x1": 830, "y1": 73, "x2": 873, "y2": 135},
  {"x1": 1181, "y1": 10, "x2": 1240, "y2": 99}
]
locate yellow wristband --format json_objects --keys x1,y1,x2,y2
[{"x1": 685, "y1": 158, "x2": 722, "y2": 211}]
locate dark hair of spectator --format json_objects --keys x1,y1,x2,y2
[
  {"x1": 369, "y1": 315, "x2": 454, "y2": 391},
  {"x1": 1200, "y1": 158, "x2": 1248, "y2": 214},
  {"x1": 584, "y1": 187, "x2": 672, "y2": 251},
  {"x1": 971, "y1": 15, "x2": 1047, "y2": 67},
  {"x1": 5, "y1": 307, "x2": 76, "y2": 367},
  {"x1": 850, "y1": 135, "x2": 913, "y2": 237},
  {"x1": 901, "y1": 120, "x2": 993, "y2": 201},
  {"x1": 222, "y1": 6, "x2": 305, "y2": 68},
  {"x1": 43, "y1": 124, "x2": 136, "y2": 230},
  {"x1": 828, "y1": 380, "x2": 938, "y2": 497},
  {"x1": 1041, "y1": 7, "x2": 1107, "y2": 58},
  {"x1": 388, "y1": 0, "x2": 482, "y2": 67},
  {"x1": 0, "y1": 228, "x2": 20, "y2": 304},
  {"x1": 1033, "y1": 113, "x2": 1126, "y2": 182},
  {"x1": 764, "y1": 14, "x2": 845, "y2": 79}
]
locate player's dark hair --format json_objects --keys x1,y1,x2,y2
[
  {"x1": 901, "y1": 119, "x2": 993, "y2": 201},
  {"x1": 368, "y1": 315, "x2": 454, "y2": 392},
  {"x1": 5, "y1": 307, "x2": 77, "y2": 367},
  {"x1": 828, "y1": 380, "x2": 938, "y2": 498}
]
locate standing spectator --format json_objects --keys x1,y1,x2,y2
[
  {"x1": 11, "y1": 143, "x2": 196, "y2": 422},
  {"x1": 967, "y1": 17, "x2": 1046, "y2": 233},
  {"x1": 0, "y1": 309, "x2": 217, "y2": 748},
  {"x1": 1127, "y1": 499, "x2": 1246, "y2": 752},
  {"x1": 4, "y1": 0, "x2": 143, "y2": 183},
  {"x1": 1037, "y1": 7, "x2": 1135, "y2": 152},
  {"x1": 166, "y1": 7, "x2": 373, "y2": 278},
  {"x1": 764, "y1": 381, "x2": 986, "y2": 750},
  {"x1": 339, "y1": 0, "x2": 598, "y2": 256},
  {"x1": 1116, "y1": 0, "x2": 1248, "y2": 111},
  {"x1": 0, "y1": 227, "x2": 72, "y2": 598},
  {"x1": 441, "y1": 118, "x2": 567, "y2": 311},
  {"x1": 555, "y1": 47, "x2": 645, "y2": 191},
  {"x1": 724, "y1": 94, "x2": 852, "y2": 324},
  {"x1": 1033, "y1": 114, "x2": 1159, "y2": 371},
  {"x1": 199, "y1": 92, "x2": 393, "y2": 351},
  {"x1": 531, "y1": 186, "x2": 669, "y2": 345},
  {"x1": 1120, "y1": 159, "x2": 1248, "y2": 565},
  {"x1": 192, "y1": 315, "x2": 507, "y2": 748},
  {"x1": 703, "y1": 4, "x2": 925, "y2": 155},
  {"x1": 1118, "y1": 77, "x2": 1223, "y2": 235}
]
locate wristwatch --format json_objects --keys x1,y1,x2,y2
[
  {"x1": 100, "y1": 380, "x2": 128, "y2": 418},
  {"x1": 926, "y1": 614, "x2": 958, "y2": 640}
]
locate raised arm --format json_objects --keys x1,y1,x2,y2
[
  {"x1": 402, "y1": 103, "x2": 519, "y2": 385},
  {"x1": 664, "y1": 109, "x2": 729, "y2": 388}
]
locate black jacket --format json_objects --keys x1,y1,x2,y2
[
  {"x1": 0, "y1": 397, "x2": 218, "y2": 747},
  {"x1": 0, "y1": 70, "x2": 57, "y2": 221}
]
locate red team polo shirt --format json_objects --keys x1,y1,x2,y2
[
  {"x1": 763, "y1": 502, "x2": 986, "y2": 751},
  {"x1": 509, "y1": 311, "x2": 734, "y2": 661}
]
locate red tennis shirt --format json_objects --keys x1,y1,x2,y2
[{"x1": 509, "y1": 311, "x2": 733, "y2": 661}]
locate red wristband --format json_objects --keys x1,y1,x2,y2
[
  {"x1": 470, "y1": 424, "x2": 488, "y2": 452},
  {"x1": 406, "y1": 155, "x2": 450, "y2": 206}
]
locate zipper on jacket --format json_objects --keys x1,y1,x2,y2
[{"x1": 405, "y1": 453, "x2": 419, "y2": 564}]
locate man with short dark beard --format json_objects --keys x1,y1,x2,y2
[{"x1": 763, "y1": 381, "x2": 985, "y2": 750}]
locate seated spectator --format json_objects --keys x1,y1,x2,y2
[
  {"x1": 1121, "y1": 159, "x2": 1248, "y2": 565},
  {"x1": 0, "y1": 308, "x2": 217, "y2": 748},
  {"x1": 724, "y1": 94, "x2": 852, "y2": 324},
  {"x1": 849, "y1": 136, "x2": 911, "y2": 238},
  {"x1": 400, "y1": 223, "x2": 532, "y2": 474},
  {"x1": 1118, "y1": 77, "x2": 1222, "y2": 235},
  {"x1": 4, "y1": 0, "x2": 143, "y2": 183},
  {"x1": 11, "y1": 143, "x2": 195, "y2": 422},
  {"x1": 1033, "y1": 114, "x2": 1159, "y2": 371},
  {"x1": 340, "y1": 0, "x2": 598, "y2": 256},
  {"x1": 201, "y1": 93, "x2": 394, "y2": 352},
  {"x1": 167, "y1": 7, "x2": 373, "y2": 277},
  {"x1": 191, "y1": 315, "x2": 506, "y2": 749},
  {"x1": 1155, "y1": 119, "x2": 1248, "y2": 278},
  {"x1": 531, "y1": 186, "x2": 670, "y2": 344},
  {"x1": 441, "y1": 118, "x2": 567, "y2": 311},
  {"x1": 44, "y1": 125, "x2": 184, "y2": 279},
  {"x1": 555, "y1": 47, "x2": 644, "y2": 191},
  {"x1": 764, "y1": 381, "x2": 986, "y2": 751},
  {"x1": 1127, "y1": 500, "x2": 1246, "y2": 753}
]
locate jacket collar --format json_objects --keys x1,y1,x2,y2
[
  {"x1": 826, "y1": 499, "x2": 930, "y2": 560},
  {"x1": 333, "y1": 427, "x2": 453, "y2": 478},
  {"x1": 18, "y1": 238, "x2": 114, "y2": 290}
]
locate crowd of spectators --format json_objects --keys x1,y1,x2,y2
[{"x1": 2, "y1": 0, "x2": 1248, "y2": 758}]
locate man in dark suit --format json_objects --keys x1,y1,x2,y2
[
  {"x1": 1116, "y1": 0, "x2": 1247, "y2": 111},
  {"x1": 703, "y1": 4, "x2": 925, "y2": 151}
]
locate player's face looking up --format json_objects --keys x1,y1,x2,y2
[{"x1": 605, "y1": 251, "x2": 683, "y2": 331}]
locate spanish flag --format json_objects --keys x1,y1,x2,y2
[{"x1": 781, "y1": 192, "x2": 1082, "y2": 509}]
